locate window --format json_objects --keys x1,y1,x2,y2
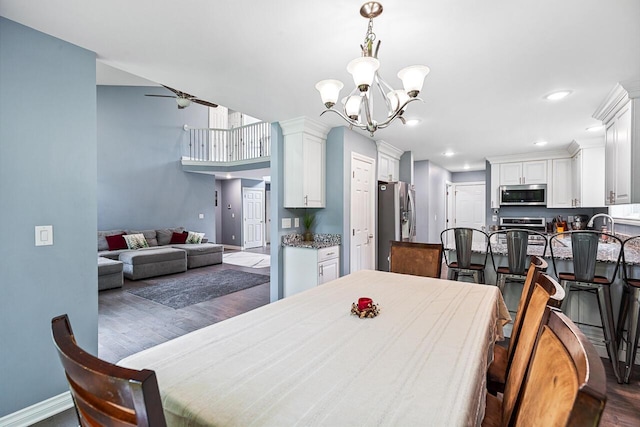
[{"x1": 610, "y1": 204, "x2": 640, "y2": 223}]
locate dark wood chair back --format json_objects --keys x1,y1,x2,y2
[
  {"x1": 511, "y1": 308, "x2": 607, "y2": 426},
  {"x1": 51, "y1": 314, "x2": 167, "y2": 427},
  {"x1": 389, "y1": 241, "x2": 443, "y2": 278}
]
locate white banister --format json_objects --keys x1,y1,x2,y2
[{"x1": 185, "y1": 121, "x2": 270, "y2": 162}]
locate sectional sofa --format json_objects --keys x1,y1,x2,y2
[{"x1": 97, "y1": 227, "x2": 223, "y2": 286}]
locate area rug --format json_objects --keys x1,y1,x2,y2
[
  {"x1": 223, "y1": 251, "x2": 270, "y2": 268},
  {"x1": 127, "y1": 269, "x2": 269, "y2": 309}
]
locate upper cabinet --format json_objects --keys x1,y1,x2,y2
[
  {"x1": 570, "y1": 144, "x2": 605, "y2": 208},
  {"x1": 549, "y1": 158, "x2": 572, "y2": 208},
  {"x1": 376, "y1": 140, "x2": 403, "y2": 182},
  {"x1": 280, "y1": 117, "x2": 331, "y2": 208},
  {"x1": 499, "y1": 160, "x2": 547, "y2": 185},
  {"x1": 593, "y1": 81, "x2": 640, "y2": 205}
]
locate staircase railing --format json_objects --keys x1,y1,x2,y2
[{"x1": 185, "y1": 121, "x2": 271, "y2": 162}]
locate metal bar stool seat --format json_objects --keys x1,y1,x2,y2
[
  {"x1": 616, "y1": 236, "x2": 640, "y2": 383},
  {"x1": 440, "y1": 227, "x2": 490, "y2": 284},
  {"x1": 489, "y1": 229, "x2": 548, "y2": 294},
  {"x1": 549, "y1": 230, "x2": 624, "y2": 383}
]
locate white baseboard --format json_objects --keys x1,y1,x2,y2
[{"x1": 0, "y1": 392, "x2": 74, "y2": 427}]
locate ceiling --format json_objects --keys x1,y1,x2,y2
[{"x1": 2, "y1": 0, "x2": 639, "y2": 172}]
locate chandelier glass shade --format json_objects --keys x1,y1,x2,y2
[{"x1": 315, "y1": 2, "x2": 430, "y2": 136}]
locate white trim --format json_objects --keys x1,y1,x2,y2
[
  {"x1": 375, "y1": 140, "x2": 403, "y2": 159},
  {"x1": 486, "y1": 149, "x2": 571, "y2": 164},
  {"x1": 0, "y1": 392, "x2": 74, "y2": 427}
]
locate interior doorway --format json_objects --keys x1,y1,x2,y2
[
  {"x1": 350, "y1": 153, "x2": 376, "y2": 273},
  {"x1": 242, "y1": 187, "x2": 265, "y2": 249},
  {"x1": 451, "y1": 182, "x2": 486, "y2": 231}
]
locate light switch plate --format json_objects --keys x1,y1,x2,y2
[
  {"x1": 35, "y1": 225, "x2": 53, "y2": 246},
  {"x1": 199, "y1": 213, "x2": 204, "y2": 219},
  {"x1": 282, "y1": 218, "x2": 292, "y2": 229}
]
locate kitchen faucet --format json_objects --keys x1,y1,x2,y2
[{"x1": 587, "y1": 213, "x2": 615, "y2": 236}]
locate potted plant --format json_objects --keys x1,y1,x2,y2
[{"x1": 303, "y1": 212, "x2": 315, "y2": 242}]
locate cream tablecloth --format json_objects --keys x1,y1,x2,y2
[{"x1": 120, "y1": 270, "x2": 511, "y2": 426}]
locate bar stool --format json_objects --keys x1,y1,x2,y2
[
  {"x1": 440, "y1": 227, "x2": 490, "y2": 283},
  {"x1": 617, "y1": 236, "x2": 640, "y2": 383},
  {"x1": 549, "y1": 230, "x2": 623, "y2": 383},
  {"x1": 489, "y1": 229, "x2": 549, "y2": 293}
]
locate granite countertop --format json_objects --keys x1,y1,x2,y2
[
  {"x1": 448, "y1": 233, "x2": 640, "y2": 265},
  {"x1": 282, "y1": 233, "x2": 341, "y2": 249}
]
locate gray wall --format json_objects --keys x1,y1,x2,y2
[
  {"x1": 220, "y1": 179, "x2": 242, "y2": 245},
  {"x1": 97, "y1": 86, "x2": 214, "y2": 240},
  {"x1": 414, "y1": 160, "x2": 452, "y2": 243},
  {"x1": 452, "y1": 170, "x2": 486, "y2": 183},
  {"x1": 399, "y1": 151, "x2": 414, "y2": 184},
  {"x1": 0, "y1": 18, "x2": 98, "y2": 416}
]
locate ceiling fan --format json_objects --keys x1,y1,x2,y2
[{"x1": 145, "y1": 85, "x2": 218, "y2": 109}]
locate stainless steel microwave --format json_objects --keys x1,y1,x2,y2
[{"x1": 499, "y1": 184, "x2": 547, "y2": 206}]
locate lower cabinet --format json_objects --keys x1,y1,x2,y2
[{"x1": 284, "y1": 245, "x2": 340, "y2": 297}]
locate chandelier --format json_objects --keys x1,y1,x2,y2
[{"x1": 315, "y1": 2, "x2": 430, "y2": 136}]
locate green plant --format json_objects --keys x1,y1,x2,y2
[{"x1": 303, "y1": 212, "x2": 315, "y2": 231}]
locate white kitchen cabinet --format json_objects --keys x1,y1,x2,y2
[
  {"x1": 593, "y1": 81, "x2": 640, "y2": 205},
  {"x1": 571, "y1": 146, "x2": 605, "y2": 207},
  {"x1": 376, "y1": 140, "x2": 403, "y2": 182},
  {"x1": 499, "y1": 160, "x2": 547, "y2": 185},
  {"x1": 548, "y1": 158, "x2": 572, "y2": 208},
  {"x1": 280, "y1": 117, "x2": 331, "y2": 208},
  {"x1": 284, "y1": 245, "x2": 340, "y2": 297}
]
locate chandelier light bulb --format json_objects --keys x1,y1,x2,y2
[
  {"x1": 315, "y1": 80, "x2": 344, "y2": 108},
  {"x1": 347, "y1": 57, "x2": 380, "y2": 91},
  {"x1": 343, "y1": 95, "x2": 362, "y2": 119},
  {"x1": 398, "y1": 65, "x2": 430, "y2": 97},
  {"x1": 387, "y1": 89, "x2": 410, "y2": 113}
]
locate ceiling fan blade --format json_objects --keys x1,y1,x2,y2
[
  {"x1": 145, "y1": 94, "x2": 177, "y2": 98},
  {"x1": 162, "y1": 84, "x2": 195, "y2": 99},
  {"x1": 193, "y1": 99, "x2": 219, "y2": 108}
]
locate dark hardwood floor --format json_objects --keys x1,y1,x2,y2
[{"x1": 34, "y1": 251, "x2": 639, "y2": 426}]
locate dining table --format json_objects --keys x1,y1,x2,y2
[{"x1": 119, "y1": 269, "x2": 511, "y2": 426}]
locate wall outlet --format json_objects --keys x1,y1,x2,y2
[
  {"x1": 232, "y1": 235, "x2": 235, "y2": 240},
  {"x1": 231, "y1": 213, "x2": 235, "y2": 218},
  {"x1": 492, "y1": 215, "x2": 498, "y2": 222},
  {"x1": 198, "y1": 213, "x2": 204, "y2": 219},
  {"x1": 294, "y1": 217, "x2": 300, "y2": 227},
  {"x1": 282, "y1": 218, "x2": 292, "y2": 229}
]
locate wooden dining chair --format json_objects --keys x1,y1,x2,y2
[
  {"x1": 487, "y1": 256, "x2": 564, "y2": 394},
  {"x1": 51, "y1": 314, "x2": 167, "y2": 427},
  {"x1": 483, "y1": 307, "x2": 607, "y2": 427},
  {"x1": 389, "y1": 241, "x2": 443, "y2": 278}
]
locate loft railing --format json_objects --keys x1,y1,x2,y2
[{"x1": 185, "y1": 121, "x2": 271, "y2": 162}]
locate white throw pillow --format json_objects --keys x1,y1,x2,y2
[
  {"x1": 186, "y1": 231, "x2": 205, "y2": 244},
  {"x1": 123, "y1": 233, "x2": 149, "y2": 250}
]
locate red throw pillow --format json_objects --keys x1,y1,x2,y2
[
  {"x1": 105, "y1": 233, "x2": 127, "y2": 251},
  {"x1": 169, "y1": 231, "x2": 188, "y2": 244}
]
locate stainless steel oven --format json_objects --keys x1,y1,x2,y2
[
  {"x1": 498, "y1": 217, "x2": 547, "y2": 245},
  {"x1": 499, "y1": 184, "x2": 547, "y2": 206}
]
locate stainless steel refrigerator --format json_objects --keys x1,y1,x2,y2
[{"x1": 377, "y1": 181, "x2": 416, "y2": 271}]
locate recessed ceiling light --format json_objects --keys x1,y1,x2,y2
[
  {"x1": 534, "y1": 141, "x2": 548, "y2": 146},
  {"x1": 463, "y1": 164, "x2": 470, "y2": 170},
  {"x1": 226, "y1": 174, "x2": 232, "y2": 179},
  {"x1": 443, "y1": 151, "x2": 454, "y2": 157},
  {"x1": 586, "y1": 125, "x2": 603, "y2": 132},
  {"x1": 545, "y1": 90, "x2": 572, "y2": 101},
  {"x1": 405, "y1": 118, "x2": 422, "y2": 127}
]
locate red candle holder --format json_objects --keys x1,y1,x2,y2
[{"x1": 357, "y1": 297, "x2": 373, "y2": 311}]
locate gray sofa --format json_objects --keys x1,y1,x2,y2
[{"x1": 97, "y1": 227, "x2": 223, "y2": 283}]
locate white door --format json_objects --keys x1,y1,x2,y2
[
  {"x1": 243, "y1": 188, "x2": 264, "y2": 249},
  {"x1": 454, "y1": 183, "x2": 486, "y2": 231},
  {"x1": 350, "y1": 153, "x2": 376, "y2": 273}
]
